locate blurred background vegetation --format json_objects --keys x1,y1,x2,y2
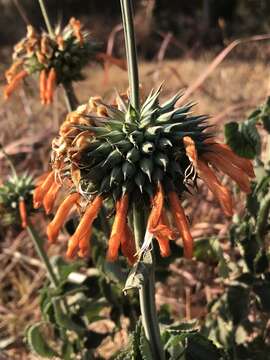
[{"x1": 1, "y1": 0, "x2": 270, "y2": 55}]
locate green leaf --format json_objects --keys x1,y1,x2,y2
[
  {"x1": 27, "y1": 322, "x2": 58, "y2": 358},
  {"x1": 139, "y1": 326, "x2": 152, "y2": 360},
  {"x1": 185, "y1": 333, "x2": 224, "y2": 360},
  {"x1": 227, "y1": 285, "x2": 249, "y2": 325},
  {"x1": 53, "y1": 299, "x2": 86, "y2": 335},
  {"x1": 52, "y1": 256, "x2": 83, "y2": 281},
  {"x1": 253, "y1": 280, "x2": 270, "y2": 312},
  {"x1": 224, "y1": 121, "x2": 260, "y2": 159}
]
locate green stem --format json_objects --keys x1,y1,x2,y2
[
  {"x1": 133, "y1": 204, "x2": 165, "y2": 360},
  {"x1": 120, "y1": 0, "x2": 140, "y2": 111},
  {"x1": 121, "y1": 0, "x2": 164, "y2": 357},
  {"x1": 38, "y1": 0, "x2": 54, "y2": 38},
  {"x1": 62, "y1": 82, "x2": 79, "y2": 112},
  {"x1": 26, "y1": 223, "x2": 59, "y2": 287}
]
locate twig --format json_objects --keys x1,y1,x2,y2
[{"x1": 178, "y1": 34, "x2": 270, "y2": 105}]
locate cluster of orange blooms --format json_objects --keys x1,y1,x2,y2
[
  {"x1": 32, "y1": 93, "x2": 255, "y2": 263},
  {"x1": 4, "y1": 18, "x2": 87, "y2": 104}
]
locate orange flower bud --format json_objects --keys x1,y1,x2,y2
[
  {"x1": 19, "y1": 198, "x2": 28, "y2": 228},
  {"x1": 39, "y1": 69, "x2": 47, "y2": 104}
]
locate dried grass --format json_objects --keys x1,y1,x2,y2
[{"x1": 0, "y1": 50, "x2": 269, "y2": 358}]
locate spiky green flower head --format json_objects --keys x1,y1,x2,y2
[
  {"x1": 0, "y1": 173, "x2": 34, "y2": 227},
  {"x1": 4, "y1": 19, "x2": 101, "y2": 102},
  {"x1": 53, "y1": 87, "x2": 212, "y2": 204},
  {"x1": 18, "y1": 19, "x2": 100, "y2": 83}
]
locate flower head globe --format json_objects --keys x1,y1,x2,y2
[{"x1": 34, "y1": 88, "x2": 255, "y2": 262}]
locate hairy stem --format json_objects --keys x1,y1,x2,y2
[
  {"x1": 133, "y1": 205, "x2": 165, "y2": 360},
  {"x1": 38, "y1": 0, "x2": 54, "y2": 38},
  {"x1": 120, "y1": 0, "x2": 140, "y2": 111}
]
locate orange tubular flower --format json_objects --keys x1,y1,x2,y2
[
  {"x1": 154, "y1": 210, "x2": 176, "y2": 257},
  {"x1": 147, "y1": 182, "x2": 164, "y2": 232},
  {"x1": 66, "y1": 196, "x2": 103, "y2": 258},
  {"x1": 183, "y1": 136, "x2": 198, "y2": 166},
  {"x1": 4, "y1": 70, "x2": 28, "y2": 99},
  {"x1": 147, "y1": 183, "x2": 176, "y2": 256},
  {"x1": 42, "y1": 182, "x2": 61, "y2": 214},
  {"x1": 107, "y1": 194, "x2": 129, "y2": 262},
  {"x1": 33, "y1": 172, "x2": 55, "y2": 208},
  {"x1": 5, "y1": 59, "x2": 23, "y2": 83},
  {"x1": 202, "y1": 152, "x2": 251, "y2": 193},
  {"x1": 205, "y1": 141, "x2": 255, "y2": 178},
  {"x1": 45, "y1": 68, "x2": 56, "y2": 104},
  {"x1": 121, "y1": 223, "x2": 137, "y2": 265},
  {"x1": 168, "y1": 192, "x2": 193, "y2": 259},
  {"x1": 47, "y1": 192, "x2": 80, "y2": 244},
  {"x1": 19, "y1": 198, "x2": 28, "y2": 228},
  {"x1": 197, "y1": 159, "x2": 233, "y2": 217},
  {"x1": 39, "y1": 69, "x2": 47, "y2": 104}
]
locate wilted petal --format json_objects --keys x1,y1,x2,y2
[
  {"x1": 197, "y1": 159, "x2": 233, "y2": 216},
  {"x1": 202, "y1": 152, "x2": 251, "y2": 193},
  {"x1": 168, "y1": 192, "x2": 193, "y2": 259}
]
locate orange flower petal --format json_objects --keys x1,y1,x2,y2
[
  {"x1": 45, "y1": 68, "x2": 56, "y2": 104},
  {"x1": 4, "y1": 69, "x2": 28, "y2": 99},
  {"x1": 168, "y1": 192, "x2": 193, "y2": 259},
  {"x1": 106, "y1": 194, "x2": 129, "y2": 262},
  {"x1": 19, "y1": 198, "x2": 28, "y2": 228},
  {"x1": 39, "y1": 69, "x2": 47, "y2": 105},
  {"x1": 78, "y1": 228, "x2": 92, "y2": 258},
  {"x1": 121, "y1": 222, "x2": 137, "y2": 265},
  {"x1": 66, "y1": 196, "x2": 103, "y2": 258},
  {"x1": 47, "y1": 192, "x2": 80, "y2": 244},
  {"x1": 197, "y1": 159, "x2": 233, "y2": 216},
  {"x1": 183, "y1": 136, "x2": 198, "y2": 166},
  {"x1": 35, "y1": 172, "x2": 50, "y2": 187},
  {"x1": 206, "y1": 141, "x2": 255, "y2": 178},
  {"x1": 150, "y1": 210, "x2": 176, "y2": 257},
  {"x1": 202, "y1": 152, "x2": 251, "y2": 193},
  {"x1": 147, "y1": 182, "x2": 164, "y2": 231},
  {"x1": 33, "y1": 172, "x2": 55, "y2": 208},
  {"x1": 42, "y1": 182, "x2": 61, "y2": 214}
]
